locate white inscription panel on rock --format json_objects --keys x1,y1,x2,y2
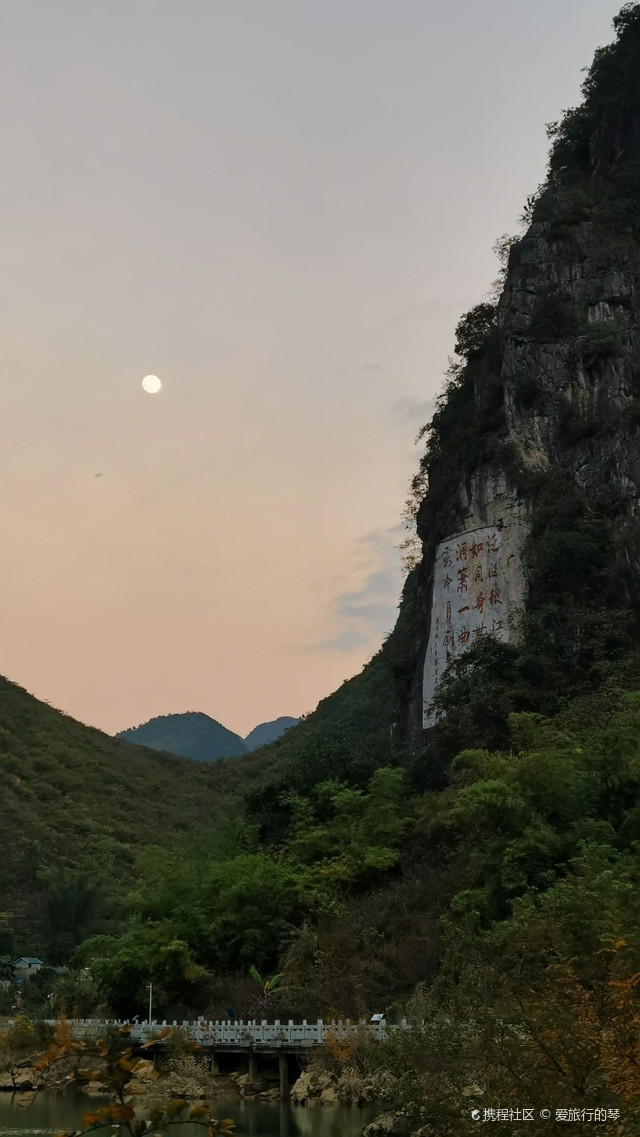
[{"x1": 422, "y1": 526, "x2": 517, "y2": 727}]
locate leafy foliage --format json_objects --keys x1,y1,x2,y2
[
  {"x1": 547, "y1": 4, "x2": 640, "y2": 183},
  {"x1": 285, "y1": 767, "x2": 407, "y2": 881},
  {"x1": 75, "y1": 923, "x2": 207, "y2": 1019},
  {"x1": 343, "y1": 690, "x2": 640, "y2": 1131},
  {"x1": 32, "y1": 1020, "x2": 235, "y2": 1137},
  {"x1": 0, "y1": 677, "x2": 226, "y2": 956}
]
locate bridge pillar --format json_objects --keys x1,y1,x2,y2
[
  {"x1": 279, "y1": 1054, "x2": 289, "y2": 1100},
  {"x1": 248, "y1": 1051, "x2": 258, "y2": 1083}
]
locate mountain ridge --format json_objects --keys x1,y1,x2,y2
[
  {"x1": 243, "y1": 716, "x2": 299, "y2": 751},
  {"x1": 116, "y1": 710, "x2": 299, "y2": 763},
  {"x1": 117, "y1": 711, "x2": 247, "y2": 762}
]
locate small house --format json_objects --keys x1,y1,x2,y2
[{"x1": 14, "y1": 956, "x2": 43, "y2": 979}]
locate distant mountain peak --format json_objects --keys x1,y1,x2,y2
[
  {"x1": 116, "y1": 711, "x2": 300, "y2": 762},
  {"x1": 243, "y1": 716, "x2": 299, "y2": 751},
  {"x1": 117, "y1": 712, "x2": 247, "y2": 763}
]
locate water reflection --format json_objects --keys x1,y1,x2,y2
[
  {"x1": 229, "y1": 1100, "x2": 373, "y2": 1137},
  {"x1": 0, "y1": 1090, "x2": 97, "y2": 1134},
  {"x1": 0, "y1": 1094, "x2": 374, "y2": 1137}
]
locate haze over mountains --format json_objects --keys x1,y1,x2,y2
[{"x1": 116, "y1": 711, "x2": 299, "y2": 763}]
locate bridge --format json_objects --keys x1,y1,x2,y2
[
  {"x1": 42, "y1": 1018, "x2": 395, "y2": 1099},
  {"x1": 44, "y1": 1016, "x2": 391, "y2": 1047}
]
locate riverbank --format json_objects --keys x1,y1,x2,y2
[
  {"x1": 0, "y1": 1053, "x2": 378, "y2": 1108},
  {"x1": 0, "y1": 1056, "x2": 420, "y2": 1137},
  {"x1": 0, "y1": 1021, "x2": 402, "y2": 1135}
]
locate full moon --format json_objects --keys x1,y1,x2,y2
[{"x1": 142, "y1": 374, "x2": 162, "y2": 394}]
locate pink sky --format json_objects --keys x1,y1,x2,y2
[{"x1": 0, "y1": 0, "x2": 622, "y2": 736}]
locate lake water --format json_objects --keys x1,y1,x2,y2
[{"x1": 0, "y1": 1093, "x2": 374, "y2": 1137}]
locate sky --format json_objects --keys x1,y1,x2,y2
[{"x1": 0, "y1": 0, "x2": 625, "y2": 737}]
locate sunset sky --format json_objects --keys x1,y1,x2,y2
[{"x1": 0, "y1": 0, "x2": 623, "y2": 737}]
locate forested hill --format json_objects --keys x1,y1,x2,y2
[
  {"x1": 243, "y1": 716, "x2": 299, "y2": 751},
  {"x1": 0, "y1": 676, "x2": 227, "y2": 948},
  {"x1": 116, "y1": 712, "x2": 300, "y2": 761},
  {"x1": 228, "y1": 638, "x2": 410, "y2": 843},
  {"x1": 117, "y1": 712, "x2": 248, "y2": 762}
]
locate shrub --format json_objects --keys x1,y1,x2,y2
[
  {"x1": 582, "y1": 319, "x2": 624, "y2": 358},
  {"x1": 623, "y1": 398, "x2": 640, "y2": 427},
  {"x1": 513, "y1": 372, "x2": 542, "y2": 409},
  {"x1": 529, "y1": 295, "x2": 582, "y2": 339},
  {"x1": 557, "y1": 398, "x2": 600, "y2": 445},
  {"x1": 454, "y1": 303, "x2": 498, "y2": 360}
]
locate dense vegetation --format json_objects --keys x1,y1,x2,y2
[
  {"x1": 0, "y1": 677, "x2": 227, "y2": 960},
  {"x1": 13, "y1": 676, "x2": 640, "y2": 1127}
]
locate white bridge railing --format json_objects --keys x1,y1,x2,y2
[{"x1": 42, "y1": 1018, "x2": 394, "y2": 1048}]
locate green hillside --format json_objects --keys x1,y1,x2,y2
[
  {"x1": 0, "y1": 677, "x2": 227, "y2": 955},
  {"x1": 233, "y1": 635, "x2": 412, "y2": 842},
  {"x1": 117, "y1": 712, "x2": 247, "y2": 762}
]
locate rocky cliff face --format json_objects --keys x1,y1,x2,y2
[
  {"x1": 501, "y1": 223, "x2": 640, "y2": 502},
  {"x1": 420, "y1": 474, "x2": 529, "y2": 728},
  {"x1": 400, "y1": 6, "x2": 640, "y2": 746}
]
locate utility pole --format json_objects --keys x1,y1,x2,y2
[{"x1": 146, "y1": 982, "x2": 153, "y2": 1024}]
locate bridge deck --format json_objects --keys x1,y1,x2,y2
[{"x1": 43, "y1": 1018, "x2": 395, "y2": 1050}]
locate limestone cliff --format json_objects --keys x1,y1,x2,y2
[{"x1": 400, "y1": 5, "x2": 640, "y2": 745}]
